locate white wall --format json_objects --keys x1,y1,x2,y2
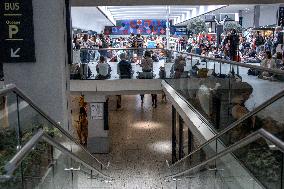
[
  {"x1": 242, "y1": 11, "x2": 254, "y2": 28},
  {"x1": 259, "y1": 4, "x2": 279, "y2": 26},
  {"x1": 4, "y1": 0, "x2": 69, "y2": 128},
  {"x1": 71, "y1": 7, "x2": 113, "y2": 32},
  {"x1": 242, "y1": 4, "x2": 279, "y2": 28}
]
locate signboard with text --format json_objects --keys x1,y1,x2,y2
[
  {"x1": 90, "y1": 103, "x2": 104, "y2": 120},
  {"x1": 0, "y1": 0, "x2": 36, "y2": 63}
]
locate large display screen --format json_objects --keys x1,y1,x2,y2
[{"x1": 106, "y1": 19, "x2": 167, "y2": 35}]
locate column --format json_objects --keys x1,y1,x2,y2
[
  {"x1": 3, "y1": 0, "x2": 70, "y2": 129},
  {"x1": 172, "y1": 106, "x2": 177, "y2": 163},
  {"x1": 253, "y1": 5, "x2": 260, "y2": 28},
  {"x1": 239, "y1": 10, "x2": 243, "y2": 27},
  {"x1": 84, "y1": 93, "x2": 109, "y2": 153},
  {"x1": 166, "y1": 6, "x2": 170, "y2": 49}
]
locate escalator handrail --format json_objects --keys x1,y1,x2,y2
[
  {"x1": 0, "y1": 84, "x2": 109, "y2": 169},
  {"x1": 3, "y1": 129, "x2": 113, "y2": 180},
  {"x1": 169, "y1": 88, "x2": 284, "y2": 168},
  {"x1": 165, "y1": 128, "x2": 284, "y2": 179}
]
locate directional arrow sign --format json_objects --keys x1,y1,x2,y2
[{"x1": 11, "y1": 48, "x2": 21, "y2": 57}]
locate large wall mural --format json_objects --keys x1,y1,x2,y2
[{"x1": 105, "y1": 19, "x2": 167, "y2": 35}]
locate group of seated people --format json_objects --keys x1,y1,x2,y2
[
  {"x1": 95, "y1": 50, "x2": 156, "y2": 80},
  {"x1": 258, "y1": 51, "x2": 284, "y2": 80}
]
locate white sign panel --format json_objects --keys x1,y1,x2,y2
[{"x1": 90, "y1": 103, "x2": 104, "y2": 120}]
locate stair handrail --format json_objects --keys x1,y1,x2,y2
[
  {"x1": 165, "y1": 128, "x2": 284, "y2": 179},
  {"x1": 0, "y1": 84, "x2": 109, "y2": 169},
  {"x1": 2, "y1": 129, "x2": 113, "y2": 180},
  {"x1": 168, "y1": 87, "x2": 284, "y2": 168}
]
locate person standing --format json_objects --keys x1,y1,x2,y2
[
  {"x1": 127, "y1": 33, "x2": 135, "y2": 63},
  {"x1": 273, "y1": 26, "x2": 284, "y2": 55},
  {"x1": 255, "y1": 31, "x2": 265, "y2": 54},
  {"x1": 135, "y1": 34, "x2": 144, "y2": 64},
  {"x1": 98, "y1": 34, "x2": 109, "y2": 57}
]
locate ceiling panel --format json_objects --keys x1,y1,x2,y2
[{"x1": 107, "y1": 5, "x2": 196, "y2": 21}]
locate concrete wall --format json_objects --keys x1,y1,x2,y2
[
  {"x1": 242, "y1": 4, "x2": 279, "y2": 28},
  {"x1": 259, "y1": 4, "x2": 279, "y2": 26},
  {"x1": 3, "y1": 0, "x2": 69, "y2": 128},
  {"x1": 241, "y1": 11, "x2": 254, "y2": 29}
]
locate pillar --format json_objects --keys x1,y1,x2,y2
[
  {"x1": 239, "y1": 10, "x2": 243, "y2": 27},
  {"x1": 84, "y1": 93, "x2": 109, "y2": 153},
  {"x1": 253, "y1": 5, "x2": 260, "y2": 28},
  {"x1": 166, "y1": 6, "x2": 170, "y2": 50},
  {"x1": 3, "y1": 0, "x2": 70, "y2": 129}
]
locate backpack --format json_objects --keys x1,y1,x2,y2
[{"x1": 247, "y1": 68, "x2": 260, "y2": 76}]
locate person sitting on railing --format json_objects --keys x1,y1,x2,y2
[
  {"x1": 138, "y1": 50, "x2": 153, "y2": 75},
  {"x1": 116, "y1": 53, "x2": 133, "y2": 109},
  {"x1": 258, "y1": 51, "x2": 276, "y2": 80},
  {"x1": 95, "y1": 56, "x2": 111, "y2": 80},
  {"x1": 117, "y1": 53, "x2": 133, "y2": 79},
  {"x1": 170, "y1": 55, "x2": 186, "y2": 78}
]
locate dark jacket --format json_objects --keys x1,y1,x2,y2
[{"x1": 118, "y1": 60, "x2": 132, "y2": 79}]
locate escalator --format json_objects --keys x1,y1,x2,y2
[
  {"x1": 0, "y1": 84, "x2": 112, "y2": 189},
  {"x1": 165, "y1": 128, "x2": 284, "y2": 189},
  {"x1": 164, "y1": 86, "x2": 284, "y2": 188}
]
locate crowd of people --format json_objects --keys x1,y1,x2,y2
[{"x1": 72, "y1": 26, "x2": 284, "y2": 81}]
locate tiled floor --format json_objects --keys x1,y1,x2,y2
[
  {"x1": 76, "y1": 95, "x2": 228, "y2": 188},
  {"x1": 79, "y1": 95, "x2": 172, "y2": 188}
]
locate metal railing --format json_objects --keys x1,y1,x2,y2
[
  {"x1": 2, "y1": 129, "x2": 112, "y2": 180},
  {"x1": 173, "y1": 50, "x2": 284, "y2": 75},
  {"x1": 165, "y1": 128, "x2": 284, "y2": 179},
  {"x1": 0, "y1": 84, "x2": 109, "y2": 169},
  {"x1": 71, "y1": 47, "x2": 284, "y2": 78}
]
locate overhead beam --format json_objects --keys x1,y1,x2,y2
[
  {"x1": 97, "y1": 6, "x2": 116, "y2": 25},
  {"x1": 71, "y1": 0, "x2": 283, "y2": 6}
]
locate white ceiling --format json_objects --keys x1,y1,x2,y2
[
  {"x1": 71, "y1": 4, "x2": 280, "y2": 30},
  {"x1": 107, "y1": 6, "x2": 197, "y2": 20},
  {"x1": 209, "y1": 4, "x2": 255, "y2": 14},
  {"x1": 72, "y1": 7, "x2": 113, "y2": 31}
]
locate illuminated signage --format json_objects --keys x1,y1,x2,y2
[{"x1": 1, "y1": 0, "x2": 36, "y2": 63}]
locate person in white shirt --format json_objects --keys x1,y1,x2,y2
[
  {"x1": 259, "y1": 51, "x2": 276, "y2": 79},
  {"x1": 96, "y1": 56, "x2": 111, "y2": 79}
]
